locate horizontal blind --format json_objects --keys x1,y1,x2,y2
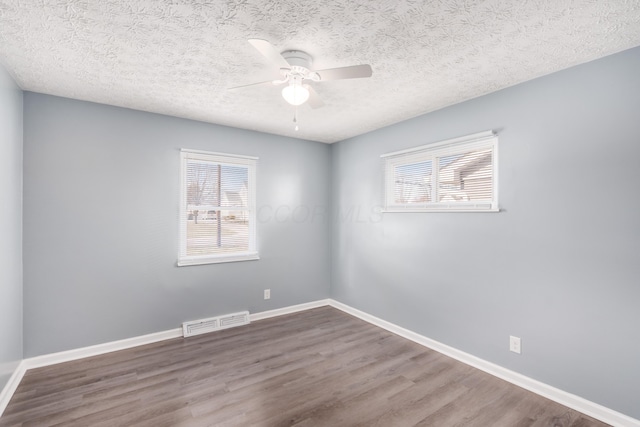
[
  {"x1": 393, "y1": 160, "x2": 433, "y2": 204},
  {"x1": 383, "y1": 131, "x2": 497, "y2": 211},
  {"x1": 437, "y1": 148, "x2": 493, "y2": 202},
  {"x1": 180, "y1": 150, "x2": 257, "y2": 264}
]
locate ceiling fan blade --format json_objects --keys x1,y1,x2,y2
[
  {"x1": 315, "y1": 64, "x2": 372, "y2": 81},
  {"x1": 306, "y1": 86, "x2": 324, "y2": 109},
  {"x1": 228, "y1": 80, "x2": 275, "y2": 90},
  {"x1": 248, "y1": 39, "x2": 291, "y2": 69}
]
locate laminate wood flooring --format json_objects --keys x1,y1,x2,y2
[{"x1": 0, "y1": 307, "x2": 609, "y2": 426}]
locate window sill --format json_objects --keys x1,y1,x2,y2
[
  {"x1": 177, "y1": 252, "x2": 260, "y2": 267},
  {"x1": 383, "y1": 208, "x2": 500, "y2": 213}
]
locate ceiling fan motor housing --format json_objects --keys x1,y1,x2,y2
[{"x1": 282, "y1": 50, "x2": 313, "y2": 72}]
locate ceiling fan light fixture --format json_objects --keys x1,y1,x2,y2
[
  {"x1": 242, "y1": 39, "x2": 373, "y2": 109},
  {"x1": 282, "y1": 82, "x2": 309, "y2": 106}
]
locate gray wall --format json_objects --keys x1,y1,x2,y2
[
  {"x1": 0, "y1": 65, "x2": 23, "y2": 390},
  {"x1": 331, "y1": 46, "x2": 640, "y2": 419},
  {"x1": 23, "y1": 94, "x2": 331, "y2": 357}
]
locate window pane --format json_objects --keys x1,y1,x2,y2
[
  {"x1": 186, "y1": 210, "x2": 249, "y2": 256},
  {"x1": 186, "y1": 161, "x2": 221, "y2": 207},
  {"x1": 394, "y1": 160, "x2": 432, "y2": 204},
  {"x1": 219, "y1": 165, "x2": 248, "y2": 208},
  {"x1": 438, "y1": 148, "x2": 492, "y2": 202}
]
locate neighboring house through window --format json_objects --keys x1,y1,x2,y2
[{"x1": 382, "y1": 131, "x2": 498, "y2": 212}]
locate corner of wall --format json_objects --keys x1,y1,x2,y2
[{"x1": 0, "y1": 62, "x2": 24, "y2": 415}]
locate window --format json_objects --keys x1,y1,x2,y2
[
  {"x1": 179, "y1": 149, "x2": 258, "y2": 266},
  {"x1": 382, "y1": 131, "x2": 498, "y2": 212}
]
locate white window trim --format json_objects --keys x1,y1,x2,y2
[
  {"x1": 382, "y1": 131, "x2": 499, "y2": 213},
  {"x1": 178, "y1": 149, "x2": 259, "y2": 266}
]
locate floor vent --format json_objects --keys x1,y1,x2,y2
[{"x1": 182, "y1": 311, "x2": 250, "y2": 337}]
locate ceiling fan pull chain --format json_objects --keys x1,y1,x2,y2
[{"x1": 293, "y1": 109, "x2": 299, "y2": 131}]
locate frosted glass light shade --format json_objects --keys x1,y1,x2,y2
[{"x1": 282, "y1": 83, "x2": 310, "y2": 106}]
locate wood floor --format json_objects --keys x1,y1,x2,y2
[{"x1": 1, "y1": 307, "x2": 609, "y2": 427}]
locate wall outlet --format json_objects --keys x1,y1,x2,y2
[
  {"x1": 510, "y1": 336, "x2": 521, "y2": 354},
  {"x1": 264, "y1": 289, "x2": 271, "y2": 300}
]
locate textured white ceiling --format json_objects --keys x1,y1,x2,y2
[{"x1": 1, "y1": 1, "x2": 639, "y2": 143}]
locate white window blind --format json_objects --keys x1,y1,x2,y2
[
  {"x1": 179, "y1": 149, "x2": 258, "y2": 266},
  {"x1": 382, "y1": 131, "x2": 498, "y2": 212}
]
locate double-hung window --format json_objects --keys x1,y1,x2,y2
[
  {"x1": 382, "y1": 131, "x2": 498, "y2": 212},
  {"x1": 179, "y1": 149, "x2": 258, "y2": 266}
]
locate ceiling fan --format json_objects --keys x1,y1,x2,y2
[{"x1": 231, "y1": 39, "x2": 373, "y2": 109}]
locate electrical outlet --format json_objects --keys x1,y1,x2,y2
[
  {"x1": 264, "y1": 289, "x2": 271, "y2": 300},
  {"x1": 510, "y1": 336, "x2": 521, "y2": 354}
]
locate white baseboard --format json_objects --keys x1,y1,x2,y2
[
  {"x1": 250, "y1": 299, "x2": 330, "y2": 322},
  {"x1": 0, "y1": 361, "x2": 27, "y2": 418},
  {"x1": 23, "y1": 328, "x2": 183, "y2": 370},
  {"x1": 21, "y1": 300, "x2": 331, "y2": 371},
  {"x1": 328, "y1": 299, "x2": 639, "y2": 427},
  {"x1": 2, "y1": 299, "x2": 637, "y2": 427}
]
